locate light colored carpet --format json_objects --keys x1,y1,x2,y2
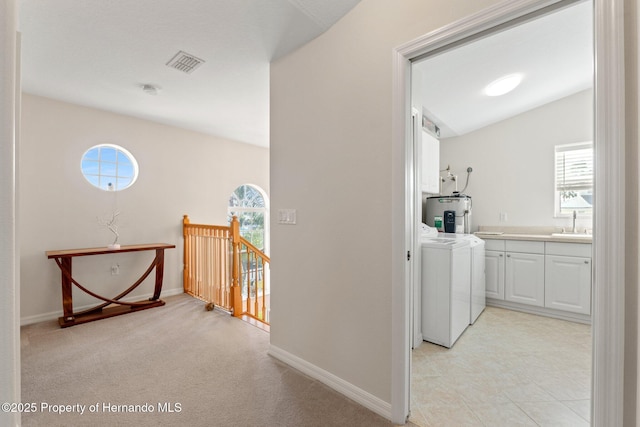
[{"x1": 21, "y1": 294, "x2": 407, "y2": 427}]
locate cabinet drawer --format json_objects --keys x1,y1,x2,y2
[
  {"x1": 546, "y1": 242, "x2": 592, "y2": 257},
  {"x1": 484, "y1": 239, "x2": 505, "y2": 251},
  {"x1": 505, "y1": 240, "x2": 545, "y2": 254}
]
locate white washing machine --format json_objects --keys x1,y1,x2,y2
[
  {"x1": 441, "y1": 233, "x2": 486, "y2": 324},
  {"x1": 421, "y1": 236, "x2": 471, "y2": 348}
]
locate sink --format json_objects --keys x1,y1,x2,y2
[{"x1": 551, "y1": 233, "x2": 591, "y2": 238}]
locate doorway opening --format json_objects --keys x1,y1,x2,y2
[
  {"x1": 409, "y1": 1, "x2": 594, "y2": 421},
  {"x1": 392, "y1": 0, "x2": 626, "y2": 424}
]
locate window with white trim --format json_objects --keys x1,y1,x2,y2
[
  {"x1": 80, "y1": 144, "x2": 139, "y2": 191},
  {"x1": 227, "y1": 184, "x2": 269, "y2": 253},
  {"x1": 555, "y1": 142, "x2": 593, "y2": 216}
]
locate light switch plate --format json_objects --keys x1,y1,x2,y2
[{"x1": 278, "y1": 209, "x2": 297, "y2": 225}]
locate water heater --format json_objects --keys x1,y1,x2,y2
[{"x1": 424, "y1": 195, "x2": 472, "y2": 234}]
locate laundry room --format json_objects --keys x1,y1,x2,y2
[{"x1": 408, "y1": 1, "x2": 593, "y2": 425}]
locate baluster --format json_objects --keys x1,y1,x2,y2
[
  {"x1": 210, "y1": 230, "x2": 215, "y2": 305},
  {"x1": 205, "y1": 228, "x2": 211, "y2": 304},
  {"x1": 253, "y1": 250, "x2": 259, "y2": 318},
  {"x1": 202, "y1": 230, "x2": 207, "y2": 302},
  {"x1": 184, "y1": 235, "x2": 190, "y2": 294},
  {"x1": 260, "y1": 258, "x2": 266, "y2": 322},
  {"x1": 246, "y1": 246, "x2": 250, "y2": 314},
  {"x1": 228, "y1": 235, "x2": 231, "y2": 308},
  {"x1": 199, "y1": 231, "x2": 204, "y2": 298},
  {"x1": 215, "y1": 234, "x2": 219, "y2": 305},
  {"x1": 195, "y1": 232, "x2": 200, "y2": 297},
  {"x1": 213, "y1": 232, "x2": 218, "y2": 306},
  {"x1": 217, "y1": 231, "x2": 223, "y2": 308},
  {"x1": 191, "y1": 231, "x2": 196, "y2": 296}
]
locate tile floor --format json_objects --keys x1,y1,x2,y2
[{"x1": 410, "y1": 306, "x2": 591, "y2": 426}]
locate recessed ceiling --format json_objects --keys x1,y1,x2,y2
[
  {"x1": 413, "y1": 1, "x2": 593, "y2": 139},
  {"x1": 18, "y1": 0, "x2": 362, "y2": 147}
]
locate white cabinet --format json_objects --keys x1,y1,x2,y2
[
  {"x1": 485, "y1": 251, "x2": 505, "y2": 300},
  {"x1": 484, "y1": 240, "x2": 505, "y2": 300},
  {"x1": 545, "y1": 243, "x2": 592, "y2": 315},
  {"x1": 504, "y1": 240, "x2": 545, "y2": 307},
  {"x1": 483, "y1": 237, "x2": 592, "y2": 319},
  {"x1": 505, "y1": 252, "x2": 545, "y2": 307},
  {"x1": 421, "y1": 130, "x2": 440, "y2": 194}
]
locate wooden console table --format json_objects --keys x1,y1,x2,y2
[{"x1": 46, "y1": 243, "x2": 176, "y2": 328}]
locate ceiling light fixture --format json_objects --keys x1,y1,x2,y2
[
  {"x1": 140, "y1": 84, "x2": 161, "y2": 96},
  {"x1": 484, "y1": 74, "x2": 523, "y2": 97}
]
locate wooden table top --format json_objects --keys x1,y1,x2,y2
[{"x1": 46, "y1": 243, "x2": 176, "y2": 258}]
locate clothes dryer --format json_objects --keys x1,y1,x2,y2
[
  {"x1": 421, "y1": 236, "x2": 470, "y2": 348},
  {"x1": 440, "y1": 233, "x2": 486, "y2": 324}
]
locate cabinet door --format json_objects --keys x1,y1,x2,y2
[
  {"x1": 505, "y1": 252, "x2": 545, "y2": 307},
  {"x1": 545, "y1": 255, "x2": 592, "y2": 314},
  {"x1": 485, "y1": 250, "x2": 505, "y2": 300},
  {"x1": 421, "y1": 131, "x2": 440, "y2": 194}
]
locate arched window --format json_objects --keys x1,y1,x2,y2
[{"x1": 228, "y1": 184, "x2": 269, "y2": 254}]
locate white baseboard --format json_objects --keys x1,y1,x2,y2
[
  {"x1": 486, "y1": 298, "x2": 591, "y2": 325},
  {"x1": 268, "y1": 344, "x2": 392, "y2": 421},
  {"x1": 20, "y1": 287, "x2": 185, "y2": 326}
]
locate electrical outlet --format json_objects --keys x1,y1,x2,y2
[
  {"x1": 111, "y1": 263, "x2": 119, "y2": 275},
  {"x1": 499, "y1": 212, "x2": 508, "y2": 222}
]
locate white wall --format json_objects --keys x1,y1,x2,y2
[
  {"x1": 269, "y1": 0, "x2": 502, "y2": 414},
  {"x1": 20, "y1": 94, "x2": 269, "y2": 324},
  {"x1": 439, "y1": 89, "x2": 593, "y2": 230},
  {"x1": 627, "y1": 0, "x2": 640, "y2": 423},
  {"x1": 1, "y1": 0, "x2": 20, "y2": 425}
]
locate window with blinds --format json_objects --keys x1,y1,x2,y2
[{"x1": 555, "y1": 142, "x2": 593, "y2": 216}]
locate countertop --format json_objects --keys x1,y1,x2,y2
[{"x1": 474, "y1": 226, "x2": 592, "y2": 244}]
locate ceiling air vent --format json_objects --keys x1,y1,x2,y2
[{"x1": 166, "y1": 50, "x2": 205, "y2": 74}]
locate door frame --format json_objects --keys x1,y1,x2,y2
[{"x1": 391, "y1": 0, "x2": 625, "y2": 424}]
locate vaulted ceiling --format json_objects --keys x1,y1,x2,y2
[
  {"x1": 18, "y1": 0, "x2": 362, "y2": 147},
  {"x1": 414, "y1": 1, "x2": 593, "y2": 139},
  {"x1": 19, "y1": 1, "x2": 593, "y2": 147}
]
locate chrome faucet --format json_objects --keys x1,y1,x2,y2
[{"x1": 572, "y1": 210, "x2": 577, "y2": 234}]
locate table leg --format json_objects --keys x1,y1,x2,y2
[
  {"x1": 60, "y1": 257, "x2": 74, "y2": 322},
  {"x1": 152, "y1": 248, "x2": 165, "y2": 301}
]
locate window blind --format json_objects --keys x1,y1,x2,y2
[{"x1": 555, "y1": 143, "x2": 593, "y2": 192}]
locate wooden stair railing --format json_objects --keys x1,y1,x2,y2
[
  {"x1": 183, "y1": 216, "x2": 233, "y2": 312},
  {"x1": 183, "y1": 215, "x2": 270, "y2": 325}
]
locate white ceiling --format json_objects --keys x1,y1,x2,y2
[
  {"x1": 18, "y1": 0, "x2": 362, "y2": 147},
  {"x1": 414, "y1": 1, "x2": 593, "y2": 139},
  {"x1": 19, "y1": 1, "x2": 592, "y2": 147}
]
